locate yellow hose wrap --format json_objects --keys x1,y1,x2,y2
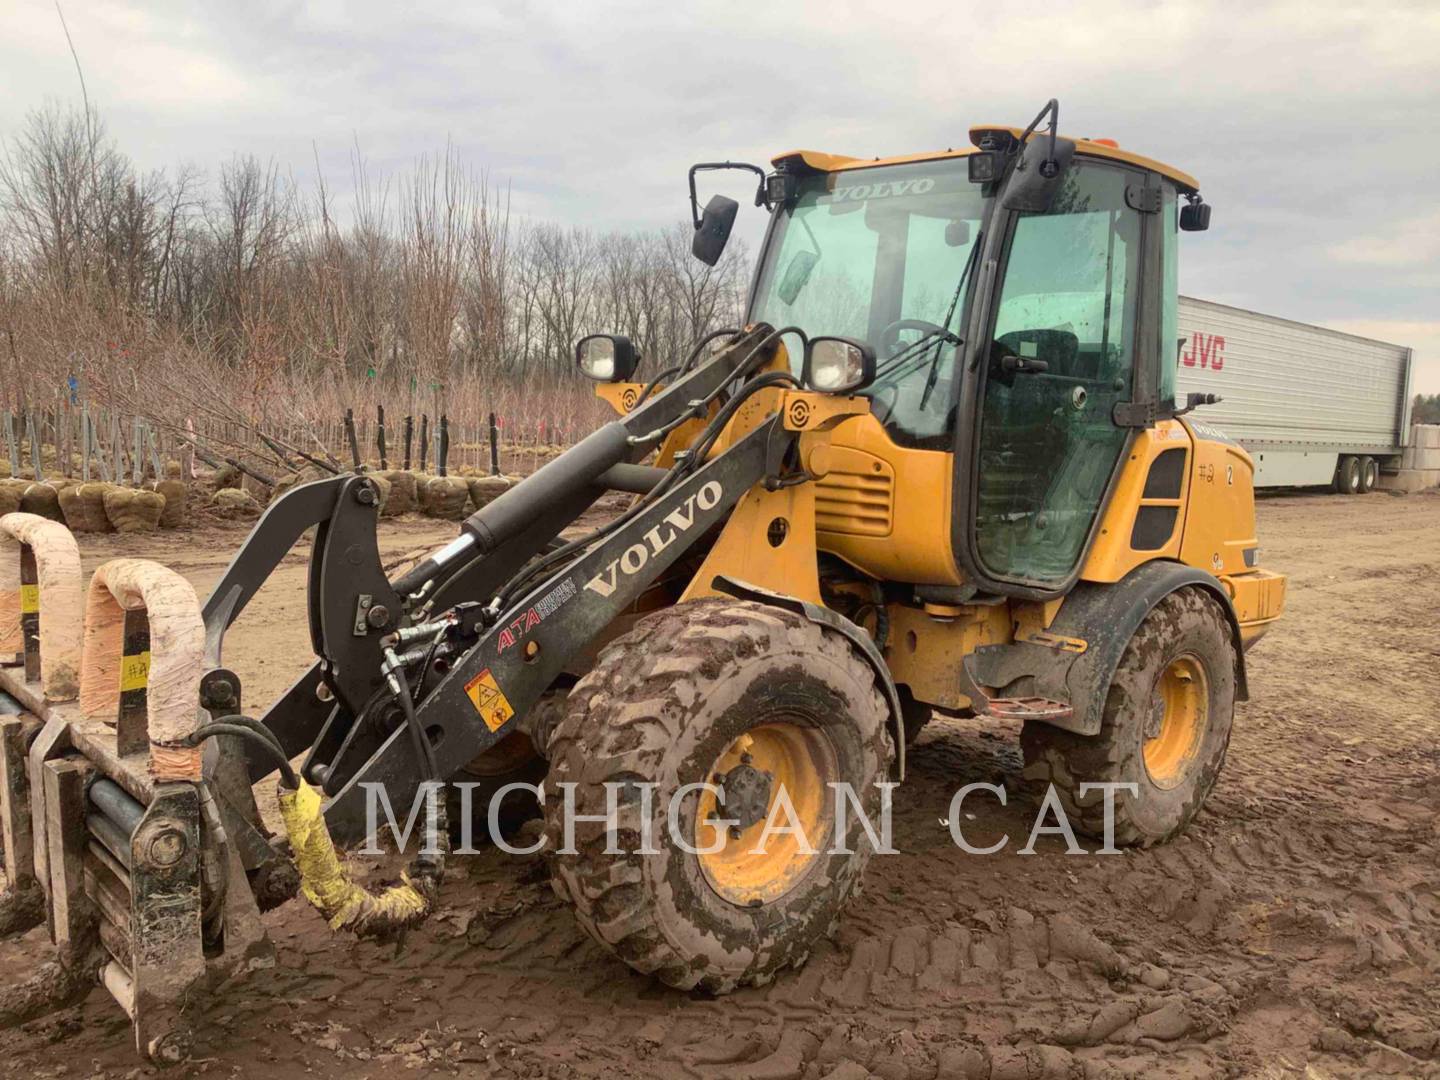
[{"x1": 277, "y1": 780, "x2": 437, "y2": 937}]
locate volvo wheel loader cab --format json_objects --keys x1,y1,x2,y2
[{"x1": 0, "y1": 100, "x2": 1286, "y2": 1056}]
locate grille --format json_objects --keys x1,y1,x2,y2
[{"x1": 815, "y1": 466, "x2": 894, "y2": 537}]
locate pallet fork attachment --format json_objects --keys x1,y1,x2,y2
[{"x1": 0, "y1": 515, "x2": 272, "y2": 1061}]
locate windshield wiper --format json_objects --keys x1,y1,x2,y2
[
  {"x1": 919, "y1": 231, "x2": 983, "y2": 409},
  {"x1": 875, "y1": 325, "x2": 960, "y2": 379}
]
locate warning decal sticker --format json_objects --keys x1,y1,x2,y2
[{"x1": 464, "y1": 668, "x2": 515, "y2": 733}]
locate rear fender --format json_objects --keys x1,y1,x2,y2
[
  {"x1": 712, "y1": 575, "x2": 905, "y2": 781},
  {"x1": 965, "y1": 561, "x2": 1247, "y2": 736}
]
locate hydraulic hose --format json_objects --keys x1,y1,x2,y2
[{"x1": 186, "y1": 710, "x2": 448, "y2": 939}]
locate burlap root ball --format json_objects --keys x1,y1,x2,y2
[
  {"x1": 269, "y1": 464, "x2": 329, "y2": 503},
  {"x1": 378, "y1": 471, "x2": 418, "y2": 516},
  {"x1": 365, "y1": 473, "x2": 391, "y2": 514},
  {"x1": 466, "y1": 475, "x2": 511, "y2": 512},
  {"x1": 0, "y1": 479, "x2": 28, "y2": 516},
  {"x1": 211, "y1": 487, "x2": 262, "y2": 517},
  {"x1": 103, "y1": 487, "x2": 165, "y2": 533},
  {"x1": 419, "y1": 475, "x2": 469, "y2": 520},
  {"x1": 209, "y1": 463, "x2": 241, "y2": 490},
  {"x1": 156, "y1": 477, "x2": 188, "y2": 528},
  {"x1": 58, "y1": 482, "x2": 115, "y2": 532},
  {"x1": 20, "y1": 483, "x2": 63, "y2": 523}
]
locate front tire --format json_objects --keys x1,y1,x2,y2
[
  {"x1": 545, "y1": 599, "x2": 893, "y2": 993},
  {"x1": 1019, "y1": 588, "x2": 1236, "y2": 847}
]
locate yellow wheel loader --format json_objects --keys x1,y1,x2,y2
[{"x1": 0, "y1": 99, "x2": 1286, "y2": 1054}]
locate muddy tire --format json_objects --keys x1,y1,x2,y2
[
  {"x1": 1019, "y1": 587, "x2": 1236, "y2": 847},
  {"x1": 1358, "y1": 455, "x2": 1379, "y2": 494},
  {"x1": 1334, "y1": 455, "x2": 1361, "y2": 494},
  {"x1": 446, "y1": 694, "x2": 561, "y2": 843},
  {"x1": 545, "y1": 598, "x2": 893, "y2": 993}
]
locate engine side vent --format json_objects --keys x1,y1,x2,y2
[{"x1": 815, "y1": 451, "x2": 894, "y2": 537}]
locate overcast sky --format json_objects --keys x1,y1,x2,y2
[{"x1": 3, "y1": 0, "x2": 1438, "y2": 393}]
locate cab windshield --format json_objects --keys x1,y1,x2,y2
[{"x1": 749, "y1": 158, "x2": 987, "y2": 449}]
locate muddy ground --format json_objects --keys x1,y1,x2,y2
[{"x1": 1, "y1": 490, "x2": 1437, "y2": 1079}]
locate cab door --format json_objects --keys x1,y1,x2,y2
[{"x1": 967, "y1": 161, "x2": 1147, "y2": 590}]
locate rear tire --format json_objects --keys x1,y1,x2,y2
[
  {"x1": 1358, "y1": 455, "x2": 1379, "y2": 493},
  {"x1": 1019, "y1": 588, "x2": 1236, "y2": 847},
  {"x1": 1334, "y1": 455, "x2": 1361, "y2": 494},
  {"x1": 545, "y1": 599, "x2": 893, "y2": 993}
]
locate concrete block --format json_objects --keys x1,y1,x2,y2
[
  {"x1": 1401, "y1": 444, "x2": 1440, "y2": 470},
  {"x1": 1377, "y1": 468, "x2": 1440, "y2": 493}
]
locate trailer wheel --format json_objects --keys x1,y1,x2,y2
[
  {"x1": 1019, "y1": 587, "x2": 1236, "y2": 847},
  {"x1": 1334, "y1": 455, "x2": 1362, "y2": 494},
  {"x1": 545, "y1": 598, "x2": 892, "y2": 993},
  {"x1": 1358, "y1": 456, "x2": 1379, "y2": 493}
]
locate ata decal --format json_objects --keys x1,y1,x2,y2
[{"x1": 497, "y1": 578, "x2": 578, "y2": 654}]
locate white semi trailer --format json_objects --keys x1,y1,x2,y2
[{"x1": 1175, "y1": 296, "x2": 1416, "y2": 492}]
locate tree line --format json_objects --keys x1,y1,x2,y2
[{"x1": 0, "y1": 104, "x2": 751, "y2": 446}]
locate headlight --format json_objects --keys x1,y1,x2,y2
[
  {"x1": 803, "y1": 336, "x2": 876, "y2": 394},
  {"x1": 575, "y1": 334, "x2": 639, "y2": 382}
]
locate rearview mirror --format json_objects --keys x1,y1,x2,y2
[
  {"x1": 1002, "y1": 135, "x2": 1076, "y2": 213},
  {"x1": 692, "y1": 195, "x2": 738, "y2": 266},
  {"x1": 803, "y1": 336, "x2": 876, "y2": 394},
  {"x1": 776, "y1": 250, "x2": 819, "y2": 306},
  {"x1": 576, "y1": 334, "x2": 640, "y2": 382}
]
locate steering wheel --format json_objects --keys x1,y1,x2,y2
[{"x1": 879, "y1": 318, "x2": 948, "y2": 358}]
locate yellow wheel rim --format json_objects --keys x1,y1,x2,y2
[
  {"x1": 1143, "y1": 655, "x2": 1208, "y2": 788},
  {"x1": 696, "y1": 722, "x2": 836, "y2": 907}
]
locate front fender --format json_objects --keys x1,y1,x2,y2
[
  {"x1": 712, "y1": 575, "x2": 906, "y2": 781},
  {"x1": 966, "y1": 561, "x2": 1248, "y2": 736}
]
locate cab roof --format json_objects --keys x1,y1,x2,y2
[{"x1": 773, "y1": 125, "x2": 1198, "y2": 194}]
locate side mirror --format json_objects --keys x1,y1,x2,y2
[
  {"x1": 1180, "y1": 199, "x2": 1211, "y2": 232},
  {"x1": 576, "y1": 334, "x2": 639, "y2": 382},
  {"x1": 776, "y1": 250, "x2": 819, "y2": 306},
  {"x1": 803, "y1": 336, "x2": 876, "y2": 394},
  {"x1": 1001, "y1": 135, "x2": 1076, "y2": 213},
  {"x1": 691, "y1": 195, "x2": 739, "y2": 266}
]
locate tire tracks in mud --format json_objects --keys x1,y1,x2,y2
[{"x1": 0, "y1": 494, "x2": 1437, "y2": 1078}]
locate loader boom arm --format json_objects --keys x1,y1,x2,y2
[{"x1": 321, "y1": 418, "x2": 783, "y2": 840}]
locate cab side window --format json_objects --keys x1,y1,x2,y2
[{"x1": 975, "y1": 163, "x2": 1142, "y2": 585}]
